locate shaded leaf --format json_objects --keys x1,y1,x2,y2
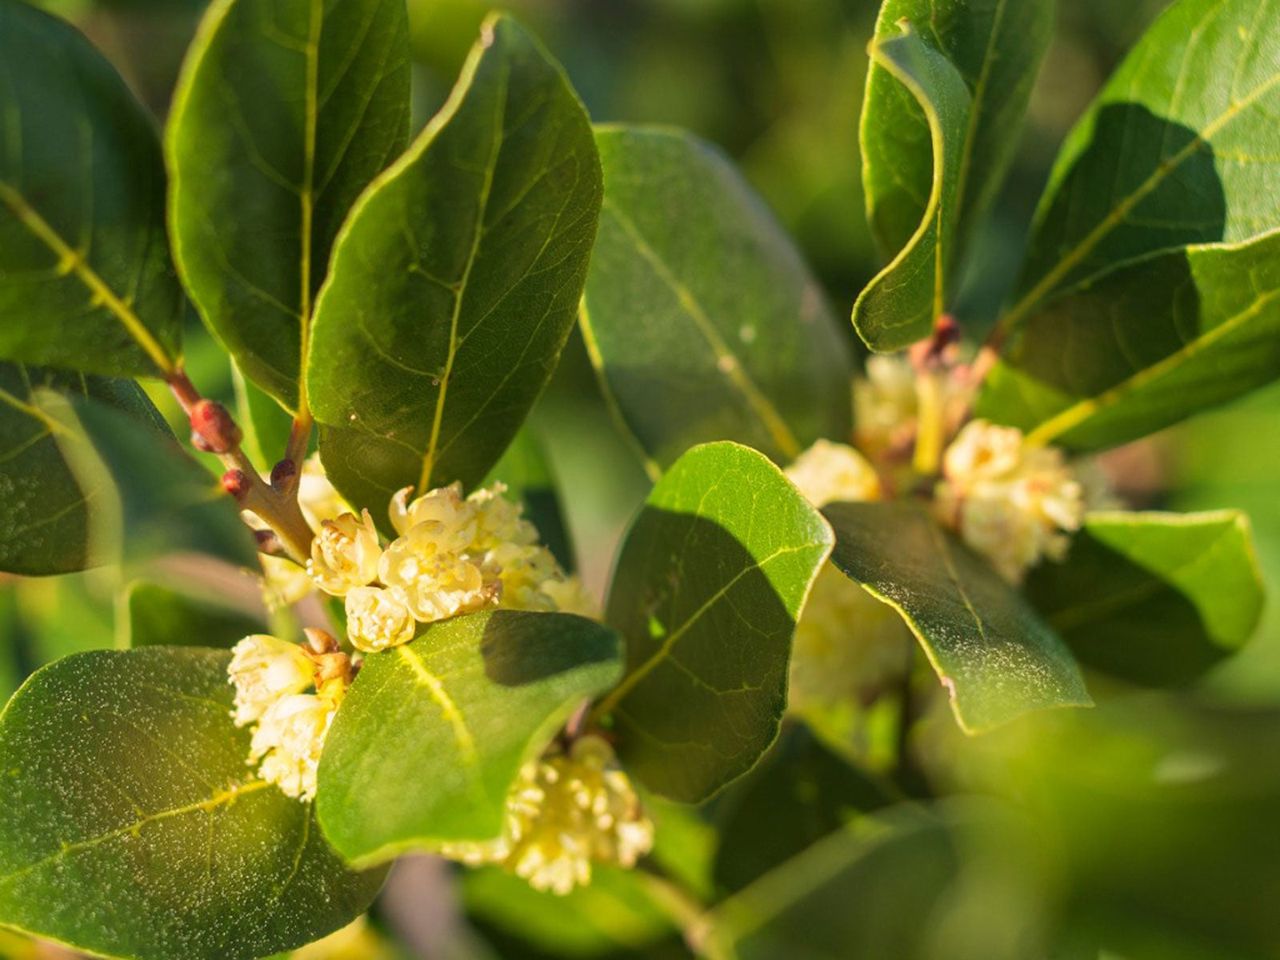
[
  {"x1": 1007, "y1": 0, "x2": 1280, "y2": 327},
  {"x1": 123, "y1": 580, "x2": 266, "y2": 649},
  {"x1": 596, "y1": 442, "x2": 833, "y2": 802},
  {"x1": 1025, "y1": 511, "x2": 1263, "y2": 686},
  {"x1": 0, "y1": 647, "x2": 385, "y2": 960},
  {"x1": 316, "y1": 610, "x2": 621, "y2": 867},
  {"x1": 232, "y1": 359, "x2": 295, "y2": 470},
  {"x1": 42, "y1": 389, "x2": 258, "y2": 569},
  {"x1": 580, "y1": 126, "x2": 851, "y2": 473},
  {"x1": 862, "y1": 0, "x2": 1054, "y2": 255},
  {"x1": 167, "y1": 0, "x2": 411, "y2": 409},
  {"x1": 308, "y1": 15, "x2": 601, "y2": 514},
  {"x1": 980, "y1": 230, "x2": 1280, "y2": 450},
  {"x1": 712, "y1": 723, "x2": 895, "y2": 894},
  {"x1": 0, "y1": 363, "x2": 169, "y2": 575},
  {"x1": 854, "y1": 24, "x2": 970, "y2": 351},
  {"x1": 823, "y1": 501, "x2": 1090, "y2": 732},
  {"x1": 0, "y1": 1, "x2": 184, "y2": 377}
]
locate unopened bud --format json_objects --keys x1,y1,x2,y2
[
  {"x1": 191, "y1": 431, "x2": 216, "y2": 453},
  {"x1": 254, "y1": 529, "x2": 284, "y2": 555},
  {"x1": 303, "y1": 627, "x2": 340, "y2": 656},
  {"x1": 190, "y1": 399, "x2": 242, "y2": 454},
  {"x1": 909, "y1": 314, "x2": 961, "y2": 371},
  {"x1": 222, "y1": 469, "x2": 250, "y2": 500},
  {"x1": 271, "y1": 458, "x2": 297, "y2": 490}
]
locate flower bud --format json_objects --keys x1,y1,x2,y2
[
  {"x1": 346, "y1": 586, "x2": 416, "y2": 652},
  {"x1": 308, "y1": 510, "x2": 382, "y2": 596},
  {"x1": 222, "y1": 469, "x2": 251, "y2": 500},
  {"x1": 228, "y1": 634, "x2": 315, "y2": 727},
  {"x1": 189, "y1": 399, "x2": 242, "y2": 454}
]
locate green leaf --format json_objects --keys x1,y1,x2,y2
[
  {"x1": 1024, "y1": 511, "x2": 1263, "y2": 687},
  {"x1": 0, "y1": 363, "x2": 169, "y2": 575},
  {"x1": 979, "y1": 230, "x2": 1280, "y2": 450},
  {"x1": 122, "y1": 580, "x2": 266, "y2": 649},
  {"x1": 1006, "y1": 0, "x2": 1280, "y2": 329},
  {"x1": 0, "y1": 1, "x2": 184, "y2": 377},
  {"x1": 315, "y1": 610, "x2": 621, "y2": 867},
  {"x1": 41, "y1": 389, "x2": 258, "y2": 569},
  {"x1": 308, "y1": 15, "x2": 602, "y2": 514},
  {"x1": 167, "y1": 0, "x2": 411, "y2": 410},
  {"x1": 712, "y1": 724, "x2": 895, "y2": 894},
  {"x1": 579, "y1": 126, "x2": 851, "y2": 473},
  {"x1": 594, "y1": 441, "x2": 833, "y2": 802},
  {"x1": 861, "y1": 0, "x2": 1054, "y2": 256},
  {"x1": 823, "y1": 501, "x2": 1091, "y2": 733},
  {"x1": 853, "y1": 23, "x2": 971, "y2": 352},
  {"x1": 232, "y1": 360, "x2": 295, "y2": 470},
  {"x1": 0, "y1": 647, "x2": 385, "y2": 960}
]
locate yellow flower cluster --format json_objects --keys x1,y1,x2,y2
[
  {"x1": 440, "y1": 736, "x2": 653, "y2": 895},
  {"x1": 307, "y1": 481, "x2": 595, "y2": 653},
  {"x1": 933, "y1": 419, "x2": 1085, "y2": 583},
  {"x1": 227, "y1": 630, "x2": 353, "y2": 800},
  {"x1": 853, "y1": 354, "x2": 971, "y2": 464}
]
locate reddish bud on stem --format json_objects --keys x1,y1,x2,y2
[
  {"x1": 909, "y1": 314, "x2": 961, "y2": 372},
  {"x1": 190, "y1": 431, "x2": 216, "y2": 453},
  {"x1": 271, "y1": 458, "x2": 297, "y2": 490},
  {"x1": 189, "y1": 400, "x2": 242, "y2": 454},
  {"x1": 222, "y1": 469, "x2": 251, "y2": 500}
]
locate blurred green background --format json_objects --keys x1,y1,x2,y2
[{"x1": 3, "y1": 1, "x2": 1279, "y2": 958}]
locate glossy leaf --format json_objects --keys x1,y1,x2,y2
[
  {"x1": 308, "y1": 15, "x2": 602, "y2": 514},
  {"x1": 0, "y1": 647, "x2": 385, "y2": 960},
  {"x1": 42, "y1": 390, "x2": 258, "y2": 569},
  {"x1": 0, "y1": 363, "x2": 169, "y2": 576},
  {"x1": 861, "y1": 0, "x2": 1054, "y2": 255},
  {"x1": 1008, "y1": 0, "x2": 1280, "y2": 326},
  {"x1": 122, "y1": 580, "x2": 265, "y2": 649},
  {"x1": 823, "y1": 501, "x2": 1091, "y2": 733},
  {"x1": 596, "y1": 442, "x2": 833, "y2": 802},
  {"x1": 316, "y1": 610, "x2": 621, "y2": 866},
  {"x1": 580, "y1": 126, "x2": 851, "y2": 472},
  {"x1": 1025, "y1": 511, "x2": 1263, "y2": 686},
  {"x1": 0, "y1": 1, "x2": 184, "y2": 377},
  {"x1": 979, "y1": 230, "x2": 1280, "y2": 450},
  {"x1": 854, "y1": 24, "x2": 970, "y2": 351},
  {"x1": 167, "y1": 0, "x2": 411, "y2": 409}
]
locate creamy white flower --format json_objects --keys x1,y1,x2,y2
[
  {"x1": 250, "y1": 693, "x2": 337, "y2": 801},
  {"x1": 379, "y1": 523, "x2": 494, "y2": 623},
  {"x1": 934, "y1": 420, "x2": 1085, "y2": 584},
  {"x1": 785, "y1": 439, "x2": 881, "y2": 508},
  {"x1": 853, "y1": 354, "x2": 919, "y2": 460},
  {"x1": 308, "y1": 510, "x2": 382, "y2": 596},
  {"x1": 228, "y1": 634, "x2": 315, "y2": 727},
  {"x1": 790, "y1": 565, "x2": 912, "y2": 709},
  {"x1": 298, "y1": 453, "x2": 352, "y2": 531},
  {"x1": 346, "y1": 585, "x2": 416, "y2": 652},
  {"x1": 440, "y1": 736, "x2": 653, "y2": 895},
  {"x1": 388, "y1": 482, "x2": 477, "y2": 545},
  {"x1": 469, "y1": 483, "x2": 539, "y2": 551},
  {"x1": 542, "y1": 575, "x2": 600, "y2": 619},
  {"x1": 484, "y1": 542, "x2": 561, "y2": 612},
  {"x1": 259, "y1": 555, "x2": 314, "y2": 609}
]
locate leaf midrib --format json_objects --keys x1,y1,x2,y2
[
  {"x1": 0, "y1": 181, "x2": 174, "y2": 374},
  {"x1": 1005, "y1": 55, "x2": 1280, "y2": 330}
]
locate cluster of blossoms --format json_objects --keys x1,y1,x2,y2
[
  {"x1": 933, "y1": 419, "x2": 1085, "y2": 584},
  {"x1": 440, "y1": 735, "x2": 653, "y2": 895},
  {"x1": 784, "y1": 354, "x2": 1093, "y2": 714},
  {"x1": 228, "y1": 629, "x2": 354, "y2": 800},
  {"x1": 308, "y1": 479, "x2": 594, "y2": 652}
]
